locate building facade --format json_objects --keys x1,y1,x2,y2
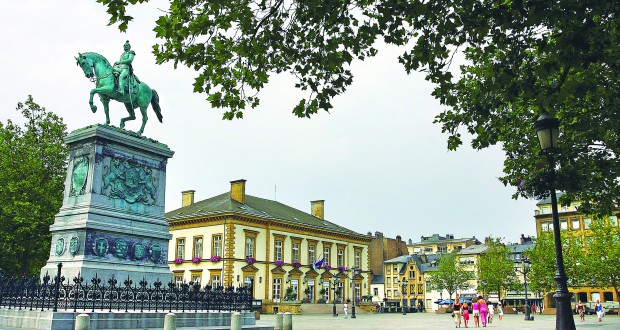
[
  {"x1": 382, "y1": 255, "x2": 427, "y2": 311},
  {"x1": 534, "y1": 197, "x2": 620, "y2": 305},
  {"x1": 166, "y1": 180, "x2": 371, "y2": 308},
  {"x1": 407, "y1": 234, "x2": 480, "y2": 255}
]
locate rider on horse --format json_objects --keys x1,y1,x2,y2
[{"x1": 113, "y1": 40, "x2": 135, "y2": 95}]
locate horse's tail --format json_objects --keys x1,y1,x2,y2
[{"x1": 151, "y1": 89, "x2": 163, "y2": 123}]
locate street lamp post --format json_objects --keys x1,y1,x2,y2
[
  {"x1": 514, "y1": 258, "x2": 533, "y2": 321},
  {"x1": 401, "y1": 278, "x2": 409, "y2": 315},
  {"x1": 534, "y1": 113, "x2": 576, "y2": 330},
  {"x1": 331, "y1": 276, "x2": 340, "y2": 317}
]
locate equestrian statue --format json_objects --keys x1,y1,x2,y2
[{"x1": 76, "y1": 41, "x2": 162, "y2": 135}]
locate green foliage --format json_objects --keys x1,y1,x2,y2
[
  {"x1": 585, "y1": 218, "x2": 620, "y2": 299},
  {"x1": 97, "y1": 0, "x2": 620, "y2": 213},
  {"x1": 0, "y1": 96, "x2": 68, "y2": 277},
  {"x1": 476, "y1": 237, "x2": 520, "y2": 299},
  {"x1": 526, "y1": 231, "x2": 588, "y2": 294},
  {"x1": 426, "y1": 252, "x2": 474, "y2": 298}
]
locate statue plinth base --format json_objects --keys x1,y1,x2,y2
[{"x1": 41, "y1": 124, "x2": 174, "y2": 284}]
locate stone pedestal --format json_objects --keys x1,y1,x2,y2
[{"x1": 41, "y1": 124, "x2": 174, "y2": 284}]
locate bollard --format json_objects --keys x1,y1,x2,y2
[
  {"x1": 75, "y1": 313, "x2": 90, "y2": 330},
  {"x1": 283, "y1": 312, "x2": 293, "y2": 330},
  {"x1": 164, "y1": 312, "x2": 177, "y2": 330},
  {"x1": 230, "y1": 312, "x2": 242, "y2": 330},
  {"x1": 275, "y1": 312, "x2": 284, "y2": 330}
]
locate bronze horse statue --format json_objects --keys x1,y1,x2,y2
[{"x1": 75, "y1": 52, "x2": 162, "y2": 135}]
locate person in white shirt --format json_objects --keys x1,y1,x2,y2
[{"x1": 343, "y1": 300, "x2": 349, "y2": 319}]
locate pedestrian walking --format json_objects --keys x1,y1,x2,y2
[
  {"x1": 595, "y1": 300, "x2": 604, "y2": 323},
  {"x1": 452, "y1": 294, "x2": 462, "y2": 328},
  {"x1": 577, "y1": 300, "x2": 586, "y2": 322},
  {"x1": 478, "y1": 296, "x2": 488, "y2": 327},
  {"x1": 472, "y1": 298, "x2": 480, "y2": 328},
  {"x1": 487, "y1": 303, "x2": 494, "y2": 324},
  {"x1": 497, "y1": 302, "x2": 503, "y2": 321},
  {"x1": 344, "y1": 300, "x2": 349, "y2": 319},
  {"x1": 462, "y1": 302, "x2": 470, "y2": 328}
]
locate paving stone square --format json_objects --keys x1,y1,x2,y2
[{"x1": 256, "y1": 312, "x2": 620, "y2": 329}]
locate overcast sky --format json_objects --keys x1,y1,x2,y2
[{"x1": 0, "y1": 0, "x2": 539, "y2": 244}]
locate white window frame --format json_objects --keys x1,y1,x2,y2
[
  {"x1": 245, "y1": 236, "x2": 255, "y2": 258},
  {"x1": 275, "y1": 241, "x2": 283, "y2": 261}
]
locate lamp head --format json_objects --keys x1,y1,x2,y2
[{"x1": 534, "y1": 113, "x2": 560, "y2": 152}]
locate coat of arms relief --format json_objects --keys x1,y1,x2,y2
[{"x1": 101, "y1": 156, "x2": 158, "y2": 205}]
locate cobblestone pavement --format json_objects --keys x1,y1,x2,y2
[{"x1": 256, "y1": 312, "x2": 620, "y2": 329}]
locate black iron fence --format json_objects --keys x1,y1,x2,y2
[{"x1": 0, "y1": 263, "x2": 253, "y2": 313}]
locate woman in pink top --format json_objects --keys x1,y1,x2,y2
[
  {"x1": 472, "y1": 298, "x2": 480, "y2": 327},
  {"x1": 478, "y1": 296, "x2": 488, "y2": 327}
]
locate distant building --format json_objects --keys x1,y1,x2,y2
[
  {"x1": 407, "y1": 234, "x2": 480, "y2": 255},
  {"x1": 367, "y1": 231, "x2": 407, "y2": 305},
  {"x1": 383, "y1": 254, "x2": 431, "y2": 312},
  {"x1": 503, "y1": 235, "x2": 537, "y2": 307},
  {"x1": 165, "y1": 179, "x2": 371, "y2": 312}
]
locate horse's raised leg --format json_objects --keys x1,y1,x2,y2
[
  {"x1": 89, "y1": 88, "x2": 98, "y2": 113},
  {"x1": 120, "y1": 103, "x2": 136, "y2": 129},
  {"x1": 137, "y1": 104, "x2": 148, "y2": 135},
  {"x1": 99, "y1": 95, "x2": 111, "y2": 125}
]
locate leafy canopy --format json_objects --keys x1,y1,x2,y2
[
  {"x1": 585, "y1": 218, "x2": 620, "y2": 300},
  {"x1": 98, "y1": 0, "x2": 620, "y2": 213},
  {"x1": 476, "y1": 237, "x2": 520, "y2": 299},
  {"x1": 0, "y1": 96, "x2": 68, "y2": 277},
  {"x1": 426, "y1": 252, "x2": 473, "y2": 298}
]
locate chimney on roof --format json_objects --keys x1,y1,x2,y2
[
  {"x1": 181, "y1": 190, "x2": 195, "y2": 207},
  {"x1": 230, "y1": 179, "x2": 246, "y2": 204},
  {"x1": 408, "y1": 239, "x2": 412, "y2": 245},
  {"x1": 311, "y1": 200, "x2": 325, "y2": 219}
]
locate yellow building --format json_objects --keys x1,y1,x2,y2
[
  {"x1": 166, "y1": 179, "x2": 371, "y2": 311},
  {"x1": 382, "y1": 255, "x2": 427, "y2": 311},
  {"x1": 534, "y1": 196, "x2": 619, "y2": 304},
  {"x1": 407, "y1": 234, "x2": 479, "y2": 255}
]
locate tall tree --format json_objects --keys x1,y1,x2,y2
[
  {"x1": 477, "y1": 237, "x2": 520, "y2": 300},
  {"x1": 585, "y1": 218, "x2": 620, "y2": 302},
  {"x1": 526, "y1": 232, "x2": 587, "y2": 299},
  {"x1": 426, "y1": 252, "x2": 474, "y2": 302},
  {"x1": 97, "y1": 0, "x2": 620, "y2": 214},
  {"x1": 0, "y1": 96, "x2": 68, "y2": 277}
]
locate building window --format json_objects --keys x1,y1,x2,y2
[
  {"x1": 354, "y1": 251, "x2": 361, "y2": 268},
  {"x1": 387, "y1": 290, "x2": 392, "y2": 298},
  {"x1": 584, "y1": 218, "x2": 592, "y2": 229},
  {"x1": 560, "y1": 219, "x2": 568, "y2": 230},
  {"x1": 418, "y1": 284, "x2": 423, "y2": 294},
  {"x1": 424, "y1": 247, "x2": 433, "y2": 253},
  {"x1": 453, "y1": 245, "x2": 462, "y2": 251},
  {"x1": 410, "y1": 284, "x2": 415, "y2": 293},
  {"x1": 193, "y1": 237, "x2": 203, "y2": 258},
  {"x1": 459, "y1": 257, "x2": 474, "y2": 265},
  {"x1": 337, "y1": 249, "x2": 344, "y2": 267},
  {"x1": 409, "y1": 270, "x2": 415, "y2": 279},
  {"x1": 542, "y1": 222, "x2": 553, "y2": 232},
  {"x1": 373, "y1": 288, "x2": 378, "y2": 296},
  {"x1": 355, "y1": 283, "x2": 361, "y2": 300},
  {"x1": 323, "y1": 282, "x2": 330, "y2": 301},
  {"x1": 393, "y1": 277, "x2": 398, "y2": 287},
  {"x1": 174, "y1": 274, "x2": 183, "y2": 286},
  {"x1": 437, "y1": 246, "x2": 446, "y2": 253},
  {"x1": 309, "y1": 245, "x2": 316, "y2": 264},
  {"x1": 176, "y1": 238, "x2": 185, "y2": 259},
  {"x1": 293, "y1": 243, "x2": 300, "y2": 262},
  {"x1": 211, "y1": 275, "x2": 220, "y2": 287},
  {"x1": 191, "y1": 274, "x2": 201, "y2": 285},
  {"x1": 275, "y1": 241, "x2": 283, "y2": 261},
  {"x1": 393, "y1": 266, "x2": 398, "y2": 272},
  {"x1": 273, "y1": 278, "x2": 282, "y2": 301},
  {"x1": 387, "y1": 277, "x2": 391, "y2": 285},
  {"x1": 291, "y1": 279, "x2": 299, "y2": 300},
  {"x1": 245, "y1": 236, "x2": 255, "y2": 258},
  {"x1": 212, "y1": 235, "x2": 222, "y2": 257},
  {"x1": 571, "y1": 217, "x2": 580, "y2": 230},
  {"x1": 324, "y1": 247, "x2": 330, "y2": 266}
]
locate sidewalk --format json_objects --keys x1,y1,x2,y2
[{"x1": 256, "y1": 312, "x2": 619, "y2": 329}]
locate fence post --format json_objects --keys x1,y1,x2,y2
[
  {"x1": 230, "y1": 312, "x2": 241, "y2": 330},
  {"x1": 164, "y1": 312, "x2": 176, "y2": 330},
  {"x1": 283, "y1": 312, "x2": 292, "y2": 330},
  {"x1": 75, "y1": 313, "x2": 90, "y2": 330},
  {"x1": 53, "y1": 263, "x2": 62, "y2": 312},
  {"x1": 275, "y1": 312, "x2": 283, "y2": 330}
]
